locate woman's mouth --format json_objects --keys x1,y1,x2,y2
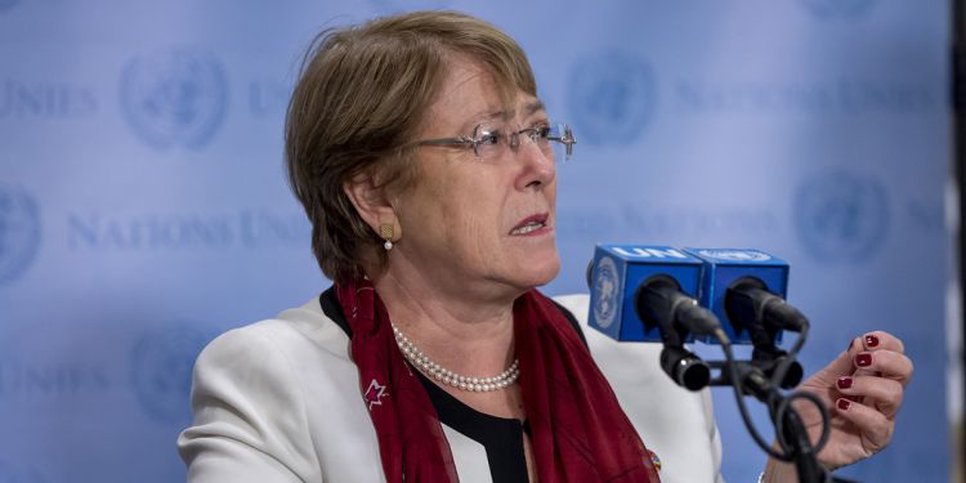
[{"x1": 510, "y1": 213, "x2": 550, "y2": 236}]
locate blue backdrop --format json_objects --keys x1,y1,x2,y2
[{"x1": 0, "y1": 1, "x2": 951, "y2": 482}]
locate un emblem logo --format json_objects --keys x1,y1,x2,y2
[
  {"x1": 0, "y1": 0, "x2": 19, "y2": 12},
  {"x1": 0, "y1": 184, "x2": 41, "y2": 285},
  {"x1": 794, "y1": 170, "x2": 889, "y2": 263},
  {"x1": 120, "y1": 47, "x2": 227, "y2": 150},
  {"x1": 800, "y1": 0, "x2": 878, "y2": 19},
  {"x1": 567, "y1": 51, "x2": 657, "y2": 146},
  {"x1": 592, "y1": 256, "x2": 620, "y2": 328},
  {"x1": 130, "y1": 325, "x2": 213, "y2": 424}
]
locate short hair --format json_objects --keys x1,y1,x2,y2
[{"x1": 285, "y1": 10, "x2": 537, "y2": 282}]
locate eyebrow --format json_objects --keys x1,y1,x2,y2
[
  {"x1": 521, "y1": 100, "x2": 546, "y2": 118},
  {"x1": 473, "y1": 100, "x2": 548, "y2": 126}
]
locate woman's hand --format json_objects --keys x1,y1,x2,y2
[{"x1": 763, "y1": 330, "x2": 913, "y2": 481}]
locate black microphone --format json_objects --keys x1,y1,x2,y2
[{"x1": 587, "y1": 244, "x2": 725, "y2": 390}]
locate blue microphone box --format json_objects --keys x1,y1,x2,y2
[
  {"x1": 588, "y1": 244, "x2": 705, "y2": 343},
  {"x1": 684, "y1": 248, "x2": 790, "y2": 344}
]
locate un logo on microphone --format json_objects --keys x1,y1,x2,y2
[
  {"x1": 800, "y1": 0, "x2": 878, "y2": 19},
  {"x1": 692, "y1": 249, "x2": 772, "y2": 262},
  {"x1": 120, "y1": 47, "x2": 227, "y2": 150},
  {"x1": 592, "y1": 256, "x2": 620, "y2": 329},
  {"x1": 568, "y1": 51, "x2": 657, "y2": 146},
  {"x1": 0, "y1": 184, "x2": 41, "y2": 285},
  {"x1": 130, "y1": 325, "x2": 213, "y2": 424},
  {"x1": 794, "y1": 170, "x2": 889, "y2": 263}
]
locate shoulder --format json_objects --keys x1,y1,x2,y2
[
  {"x1": 186, "y1": 296, "x2": 357, "y2": 432},
  {"x1": 189, "y1": 295, "x2": 358, "y2": 401},
  {"x1": 179, "y1": 297, "x2": 363, "y2": 482},
  {"x1": 204, "y1": 297, "x2": 348, "y2": 360}
]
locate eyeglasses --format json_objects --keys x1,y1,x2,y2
[{"x1": 411, "y1": 122, "x2": 577, "y2": 162}]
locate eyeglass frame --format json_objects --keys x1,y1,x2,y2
[{"x1": 407, "y1": 122, "x2": 577, "y2": 160}]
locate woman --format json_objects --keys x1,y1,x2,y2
[{"x1": 178, "y1": 11, "x2": 912, "y2": 482}]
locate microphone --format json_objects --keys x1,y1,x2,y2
[
  {"x1": 587, "y1": 244, "x2": 724, "y2": 390},
  {"x1": 685, "y1": 248, "x2": 807, "y2": 388}
]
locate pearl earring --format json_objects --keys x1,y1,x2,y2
[{"x1": 379, "y1": 223, "x2": 394, "y2": 251}]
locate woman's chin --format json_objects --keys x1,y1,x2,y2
[{"x1": 514, "y1": 252, "x2": 561, "y2": 289}]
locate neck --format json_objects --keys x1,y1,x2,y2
[{"x1": 372, "y1": 262, "x2": 522, "y2": 377}]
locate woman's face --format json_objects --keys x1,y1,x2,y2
[{"x1": 389, "y1": 56, "x2": 560, "y2": 295}]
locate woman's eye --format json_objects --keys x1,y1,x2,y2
[{"x1": 477, "y1": 130, "x2": 502, "y2": 145}]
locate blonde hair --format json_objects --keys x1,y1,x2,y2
[{"x1": 285, "y1": 10, "x2": 537, "y2": 282}]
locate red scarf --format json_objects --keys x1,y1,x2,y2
[{"x1": 336, "y1": 279, "x2": 660, "y2": 482}]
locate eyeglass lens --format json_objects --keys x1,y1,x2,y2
[{"x1": 471, "y1": 123, "x2": 575, "y2": 161}]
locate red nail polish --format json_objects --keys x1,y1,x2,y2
[
  {"x1": 855, "y1": 353, "x2": 872, "y2": 367},
  {"x1": 837, "y1": 376, "x2": 853, "y2": 389},
  {"x1": 865, "y1": 334, "x2": 880, "y2": 348},
  {"x1": 837, "y1": 399, "x2": 851, "y2": 411}
]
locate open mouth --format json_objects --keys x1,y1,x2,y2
[{"x1": 510, "y1": 213, "x2": 549, "y2": 236}]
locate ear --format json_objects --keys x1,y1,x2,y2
[{"x1": 343, "y1": 172, "x2": 400, "y2": 241}]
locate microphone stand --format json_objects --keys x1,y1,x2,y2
[{"x1": 708, "y1": 360, "x2": 856, "y2": 483}]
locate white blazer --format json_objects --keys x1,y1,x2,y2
[{"x1": 178, "y1": 294, "x2": 724, "y2": 482}]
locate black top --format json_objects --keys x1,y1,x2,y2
[{"x1": 318, "y1": 287, "x2": 585, "y2": 482}]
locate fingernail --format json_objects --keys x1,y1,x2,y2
[
  {"x1": 855, "y1": 353, "x2": 873, "y2": 367},
  {"x1": 837, "y1": 398, "x2": 851, "y2": 411},
  {"x1": 837, "y1": 376, "x2": 853, "y2": 389},
  {"x1": 864, "y1": 334, "x2": 880, "y2": 348}
]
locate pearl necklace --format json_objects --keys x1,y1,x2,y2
[{"x1": 392, "y1": 325, "x2": 520, "y2": 392}]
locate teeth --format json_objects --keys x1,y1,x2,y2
[{"x1": 511, "y1": 221, "x2": 544, "y2": 235}]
